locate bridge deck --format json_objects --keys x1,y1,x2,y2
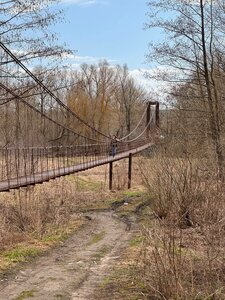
[{"x1": 0, "y1": 142, "x2": 153, "y2": 192}]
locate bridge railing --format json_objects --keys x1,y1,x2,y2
[{"x1": 0, "y1": 136, "x2": 154, "y2": 183}]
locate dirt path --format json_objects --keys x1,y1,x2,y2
[{"x1": 0, "y1": 211, "x2": 133, "y2": 300}]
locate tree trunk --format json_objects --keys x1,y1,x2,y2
[{"x1": 200, "y1": 0, "x2": 224, "y2": 180}]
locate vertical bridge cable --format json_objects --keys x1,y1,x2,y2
[
  {"x1": 0, "y1": 41, "x2": 111, "y2": 140},
  {"x1": 0, "y1": 42, "x2": 160, "y2": 191}
]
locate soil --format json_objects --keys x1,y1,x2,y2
[{"x1": 0, "y1": 211, "x2": 134, "y2": 300}]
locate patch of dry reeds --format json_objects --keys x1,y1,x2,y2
[
  {"x1": 0, "y1": 173, "x2": 111, "y2": 251},
  {"x1": 139, "y1": 151, "x2": 225, "y2": 299}
]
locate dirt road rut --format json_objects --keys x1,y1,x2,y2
[{"x1": 0, "y1": 211, "x2": 132, "y2": 300}]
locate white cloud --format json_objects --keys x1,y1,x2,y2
[
  {"x1": 129, "y1": 69, "x2": 152, "y2": 91},
  {"x1": 75, "y1": 55, "x2": 116, "y2": 63},
  {"x1": 60, "y1": 0, "x2": 108, "y2": 6},
  {"x1": 129, "y1": 68, "x2": 172, "y2": 101},
  {"x1": 129, "y1": 69, "x2": 158, "y2": 93},
  {"x1": 62, "y1": 53, "x2": 117, "y2": 64}
]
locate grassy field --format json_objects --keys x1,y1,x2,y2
[
  {"x1": 95, "y1": 154, "x2": 225, "y2": 300},
  {"x1": 0, "y1": 156, "x2": 146, "y2": 274},
  {"x1": 2, "y1": 153, "x2": 223, "y2": 299}
]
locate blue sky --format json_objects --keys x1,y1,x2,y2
[{"x1": 55, "y1": 0, "x2": 153, "y2": 70}]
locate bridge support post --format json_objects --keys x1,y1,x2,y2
[
  {"x1": 128, "y1": 153, "x2": 132, "y2": 189},
  {"x1": 156, "y1": 101, "x2": 160, "y2": 129},
  {"x1": 146, "y1": 102, "x2": 151, "y2": 139},
  {"x1": 109, "y1": 161, "x2": 113, "y2": 190}
]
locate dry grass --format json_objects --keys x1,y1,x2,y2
[
  {"x1": 0, "y1": 157, "x2": 145, "y2": 272},
  {"x1": 94, "y1": 232, "x2": 148, "y2": 300},
  {"x1": 0, "y1": 169, "x2": 104, "y2": 270},
  {"x1": 137, "y1": 151, "x2": 225, "y2": 299}
]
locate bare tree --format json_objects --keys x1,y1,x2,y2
[
  {"x1": 67, "y1": 61, "x2": 118, "y2": 136},
  {"x1": 0, "y1": 0, "x2": 69, "y2": 64},
  {"x1": 0, "y1": 1, "x2": 74, "y2": 146},
  {"x1": 115, "y1": 65, "x2": 146, "y2": 136},
  {"x1": 146, "y1": 0, "x2": 225, "y2": 179},
  {"x1": 67, "y1": 62, "x2": 147, "y2": 137}
]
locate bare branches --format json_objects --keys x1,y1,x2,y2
[{"x1": 146, "y1": 0, "x2": 225, "y2": 179}]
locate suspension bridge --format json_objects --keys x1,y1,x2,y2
[{"x1": 0, "y1": 42, "x2": 159, "y2": 192}]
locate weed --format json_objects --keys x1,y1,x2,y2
[
  {"x1": 92, "y1": 245, "x2": 111, "y2": 263},
  {"x1": 53, "y1": 292, "x2": 71, "y2": 300},
  {"x1": 122, "y1": 190, "x2": 143, "y2": 197},
  {"x1": 71, "y1": 176, "x2": 102, "y2": 191},
  {"x1": 100, "y1": 275, "x2": 111, "y2": 288},
  {"x1": 116, "y1": 197, "x2": 146, "y2": 216},
  {"x1": 98, "y1": 265, "x2": 148, "y2": 299},
  {"x1": 4, "y1": 246, "x2": 42, "y2": 263},
  {"x1": 88, "y1": 231, "x2": 105, "y2": 246},
  {"x1": 129, "y1": 235, "x2": 144, "y2": 247},
  {"x1": 14, "y1": 289, "x2": 36, "y2": 300}
]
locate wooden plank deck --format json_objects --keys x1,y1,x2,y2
[{"x1": 0, "y1": 142, "x2": 154, "y2": 192}]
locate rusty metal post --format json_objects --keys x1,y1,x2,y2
[
  {"x1": 109, "y1": 161, "x2": 113, "y2": 190},
  {"x1": 146, "y1": 102, "x2": 151, "y2": 139},
  {"x1": 156, "y1": 101, "x2": 160, "y2": 128},
  {"x1": 128, "y1": 153, "x2": 132, "y2": 189}
]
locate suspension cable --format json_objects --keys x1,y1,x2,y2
[
  {"x1": 0, "y1": 41, "x2": 111, "y2": 140},
  {"x1": 118, "y1": 104, "x2": 149, "y2": 141},
  {"x1": 0, "y1": 81, "x2": 108, "y2": 144},
  {"x1": 119, "y1": 112, "x2": 155, "y2": 143}
]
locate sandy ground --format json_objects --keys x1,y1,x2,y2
[{"x1": 0, "y1": 211, "x2": 133, "y2": 300}]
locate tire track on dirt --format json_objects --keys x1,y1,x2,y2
[{"x1": 0, "y1": 211, "x2": 132, "y2": 300}]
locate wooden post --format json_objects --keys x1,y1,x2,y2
[
  {"x1": 128, "y1": 153, "x2": 132, "y2": 189},
  {"x1": 146, "y1": 102, "x2": 151, "y2": 139},
  {"x1": 109, "y1": 161, "x2": 113, "y2": 190},
  {"x1": 156, "y1": 101, "x2": 160, "y2": 129}
]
